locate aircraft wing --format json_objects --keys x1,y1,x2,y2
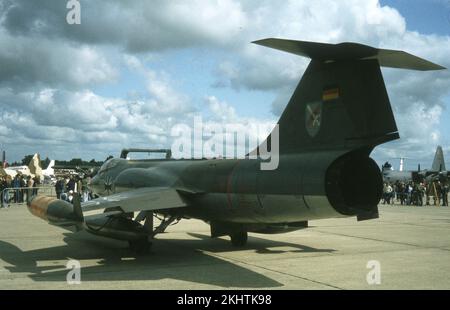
[{"x1": 81, "y1": 187, "x2": 187, "y2": 213}]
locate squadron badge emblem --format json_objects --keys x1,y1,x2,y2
[{"x1": 305, "y1": 101, "x2": 322, "y2": 138}]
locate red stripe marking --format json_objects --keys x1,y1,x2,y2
[{"x1": 226, "y1": 161, "x2": 240, "y2": 208}]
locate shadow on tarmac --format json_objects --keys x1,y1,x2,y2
[
  {"x1": 0, "y1": 230, "x2": 334, "y2": 288},
  {"x1": 187, "y1": 232, "x2": 336, "y2": 255}
]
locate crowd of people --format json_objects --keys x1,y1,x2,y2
[
  {"x1": 0, "y1": 174, "x2": 41, "y2": 207},
  {"x1": 54, "y1": 175, "x2": 93, "y2": 204},
  {"x1": 382, "y1": 180, "x2": 449, "y2": 206},
  {"x1": 0, "y1": 174, "x2": 94, "y2": 208}
]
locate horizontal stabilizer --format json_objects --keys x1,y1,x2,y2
[{"x1": 252, "y1": 38, "x2": 445, "y2": 71}]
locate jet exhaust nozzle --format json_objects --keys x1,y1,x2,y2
[
  {"x1": 27, "y1": 195, "x2": 83, "y2": 227},
  {"x1": 325, "y1": 150, "x2": 382, "y2": 220}
]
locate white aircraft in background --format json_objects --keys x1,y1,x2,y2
[
  {"x1": 42, "y1": 160, "x2": 56, "y2": 184},
  {"x1": 0, "y1": 154, "x2": 43, "y2": 179}
]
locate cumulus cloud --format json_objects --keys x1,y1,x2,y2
[
  {"x1": 204, "y1": 96, "x2": 237, "y2": 122},
  {"x1": 0, "y1": 81, "x2": 195, "y2": 162},
  {"x1": 0, "y1": 29, "x2": 118, "y2": 90},
  {"x1": 201, "y1": 96, "x2": 275, "y2": 158},
  {"x1": 0, "y1": 0, "x2": 248, "y2": 52},
  {"x1": 123, "y1": 54, "x2": 194, "y2": 115}
]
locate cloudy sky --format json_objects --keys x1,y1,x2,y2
[{"x1": 0, "y1": 0, "x2": 449, "y2": 170}]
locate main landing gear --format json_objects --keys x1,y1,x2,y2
[
  {"x1": 129, "y1": 212, "x2": 179, "y2": 254},
  {"x1": 230, "y1": 231, "x2": 248, "y2": 247}
]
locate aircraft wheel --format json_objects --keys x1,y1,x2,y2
[
  {"x1": 129, "y1": 238, "x2": 152, "y2": 254},
  {"x1": 230, "y1": 231, "x2": 248, "y2": 247}
]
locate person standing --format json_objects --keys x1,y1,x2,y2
[
  {"x1": 443, "y1": 183, "x2": 449, "y2": 207},
  {"x1": 435, "y1": 181, "x2": 442, "y2": 206},
  {"x1": 394, "y1": 181, "x2": 401, "y2": 204},
  {"x1": 403, "y1": 183, "x2": 411, "y2": 205},
  {"x1": 26, "y1": 176, "x2": 34, "y2": 202},
  {"x1": 81, "y1": 176, "x2": 89, "y2": 202},
  {"x1": 67, "y1": 177, "x2": 76, "y2": 192},
  {"x1": 4, "y1": 176, "x2": 11, "y2": 206},
  {"x1": 77, "y1": 177, "x2": 82, "y2": 195},
  {"x1": 19, "y1": 175, "x2": 26, "y2": 203},
  {"x1": 55, "y1": 178, "x2": 64, "y2": 199},
  {"x1": 32, "y1": 176, "x2": 40, "y2": 196},
  {"x1": 397, "y1": 182, "x2": 405, "y2": 205},
  {"x1": 418, "y1": 183, "x2": 425, "y2": 206},
  {"x1": 12, "y1": 174, "x2": 21, "y2": 203},
  {"x1": 386, "y1": 183, "x2": 393, "y2": 205},
  {"x1": 0, "y1": 176, "x2": 5, "y2": 208},
  {"x1": 425, "y1": 182, "x2": 432, "y2": 206}
]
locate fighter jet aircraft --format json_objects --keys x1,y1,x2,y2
[
  {"x1": 27, "y1": 38, "x2": 445, "y2": 252},
  {"x1": 382, "y1": 146, "x2": 449, "y2": 183}
]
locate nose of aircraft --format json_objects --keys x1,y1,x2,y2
[{"x1": 88, "y1": 174, "x2": 102, "y2": 196}]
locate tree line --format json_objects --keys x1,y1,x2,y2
[{"x1": 9, "y1": 155, "x2": 112, "y2": 168}]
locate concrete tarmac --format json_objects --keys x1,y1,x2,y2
[{"x1": 0, "y1": 204, "x2": 449, "y2": 289}]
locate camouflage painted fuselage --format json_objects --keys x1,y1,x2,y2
[{"x1": 89, "y1": 147, "x2": 379, "y2": 225}]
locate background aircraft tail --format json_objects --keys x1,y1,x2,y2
[
  {"x1": 253, "y1": 39, "x2": 445, "y2": 155},
  {"x1": 28, "y1": 153, "x2": 43, "y2": 179},
  {"x1": 431, "y1": 146, "x2": 446, "y2": 171},
  {"x1": 44, "y1": 160, "x2": 55, "y2": 176}
]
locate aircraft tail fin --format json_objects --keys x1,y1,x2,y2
[
  {"x1": 28, "y1": 154, "x2": 43, "y2": 179},
  {"x1": 253, "y1": 39, "x2": 445, "y2": 154},
  {"x1": 44, "y1": 160, "x2": 55, "y2": 176},
  {"x1": 431, "y1": 146, "x2": 446, "y2": 172}
]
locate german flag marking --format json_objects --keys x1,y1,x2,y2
[{"x1": 323, "y1": 87, "x2": 339, "y2": 101}]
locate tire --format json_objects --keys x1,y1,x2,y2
[{"x1": 230, "y1": 231, "x2": 248, "y2": 247}]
